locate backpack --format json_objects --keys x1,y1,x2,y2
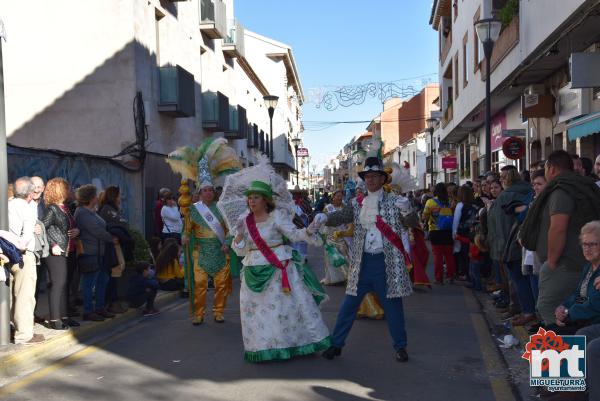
[
  {"x1": 457, "y1": 204, "x2": 479, "y2": 240},
  {"x1": 433, "y1": 198, "x2": 453, "y2": 231}
]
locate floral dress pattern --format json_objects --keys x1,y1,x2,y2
[{"x1": 233, "y1": 210, "x2": 331, "y2": 362}]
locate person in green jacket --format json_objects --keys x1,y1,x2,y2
[{"x1": 488, "y1": 166, "x2": 534, "y2": 325}]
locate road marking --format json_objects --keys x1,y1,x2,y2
[{"x1": 464, "y1": 287, "x2": 517, "y2": 401}]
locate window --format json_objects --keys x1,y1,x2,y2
[
  {"x1": 473, "y1": 6, "x2": 481, "y2": 72},
  {"x1": 463, "y1": 33, "x2": 469, "y2": 88},
  {"x1": 454, "y1": 53, "x2": 460, "y2": 99}
]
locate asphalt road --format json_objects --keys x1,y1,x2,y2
[{"x1": 0, "y1": 246, "x2": 516, "y2": 401}]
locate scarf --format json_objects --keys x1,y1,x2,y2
[{"x1": 359, "y1": 190, "x2": 381, "y2": 228}]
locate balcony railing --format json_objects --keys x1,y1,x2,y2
[
  {"x1": 440, "y1": 29, "x2": 452, "y2": 65},
  {"x1": 158, "y1": 65, "x2": 195, "y2": 118},
  {"x1": 202, "y1": 91, "x2": 229, "y2": 131},
  {"x1": 442, "y1": 102, "x2": 453, "y2": 128},
  {"x1": 480, "y1": 15, "x2": 519, "y2": 78},
  {"x1": 222, "y1": 19, "x2": 245, "y2": 58},
  {"x1": 199, "y1": 0, "x2": 227, "y2": 39}
]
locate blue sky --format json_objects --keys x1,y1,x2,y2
[{"x1": 236, "y1": 0, "x2": 439, "y2": 169}]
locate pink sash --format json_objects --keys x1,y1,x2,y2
[{"x1": 246, "y1": 214, "x2": 291, "y2": 293}]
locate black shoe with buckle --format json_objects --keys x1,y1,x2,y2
[
  {"x1": 322, "y1": 346, "x2": 342, "y2": 360},
  {"x1": 395, "y1": 348, "x2": 409, "y2": 362}
]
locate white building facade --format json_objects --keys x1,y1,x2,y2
[
  {"x1": 430, "y1": 0, "x2": 600, "y2": 181},
  {"x1": 2, "y1": 0, "x2": 305, "y2": 234}
]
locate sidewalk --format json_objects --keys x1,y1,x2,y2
[
  {"x1": 472, "y1": 288, "x2": 538, "y2": 400},
  {"x1": 0, "y1": 290, "x2": 182, "y2": 380}
]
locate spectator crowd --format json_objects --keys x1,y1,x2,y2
[{"x1": 1, "y1": 178, "x2": 187, "y2": 346}]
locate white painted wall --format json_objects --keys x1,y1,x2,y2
[{"x1": 3, "y1": 0, "x2": 136, "y2": 156}]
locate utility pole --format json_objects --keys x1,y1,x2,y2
[{"x1": 0, "y1": 19, "x2": 10, "y2": 346}]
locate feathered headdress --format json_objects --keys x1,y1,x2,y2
[
  {"x1": 387, "y1": 162, "x2": 418, "y2": 193},
  {"x1": 165, "y1": 138, "x2": 241, "y2": 189}
]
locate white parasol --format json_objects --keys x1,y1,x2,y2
[{"x1": 217, "y1": 155, "x2": 296, "y2": 231}]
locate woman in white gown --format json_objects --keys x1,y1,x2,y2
[
  {"x1": 321, "y1": 190, "x2": 351, "y2": 285},
  {"x1": 232, "y1": 180, "x2": 331, "y2": 362}
]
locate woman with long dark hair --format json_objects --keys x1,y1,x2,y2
[
  {"x1": 98, "y1": 186, "x2": 129, "y2": 314},
  {"x1": 155, "y1": 238, "x2": 184, "y2": 291}
]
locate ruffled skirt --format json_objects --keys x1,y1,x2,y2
[{"x1": 240, "y1": 253, "x2": 330, "y2": 362}]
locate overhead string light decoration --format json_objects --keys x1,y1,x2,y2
[{"x1": 306, "y1": 74, "x2": 436, "y2": 111}]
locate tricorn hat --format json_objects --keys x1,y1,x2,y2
[{"x1": 358, "y1": 157, "x2": 389, "y2": 180}]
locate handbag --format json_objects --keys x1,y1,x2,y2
[
  {"x1": 77, "y1": 254, "x2": 99, "y2": 274},
  {"x1": 111, "y1": 243, "x2": 126, "y2": 278}
]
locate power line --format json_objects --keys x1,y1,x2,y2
[{"x1": 301, "y1": 115, "x2": 433, "y2": 131}]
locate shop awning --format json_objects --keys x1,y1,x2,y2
[{"x1": 567, "y1": 111, "x2": 600, "y2": 141}]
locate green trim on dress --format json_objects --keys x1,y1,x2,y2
[{"x1": 244, "y1": 336, "x2": 331, "y2": 363}]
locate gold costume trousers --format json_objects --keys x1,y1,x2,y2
[{"x1": 192, "y1": 258, "x2": 232, "y2": 319}]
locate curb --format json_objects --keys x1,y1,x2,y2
[{"x1": 0, "y1": 291, "x2": 181, "y2": 378}]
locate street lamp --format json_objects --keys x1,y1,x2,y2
[
  {"x1": 291, "y1": 135, "x2": 302, "y2": 187},
  {"x1": 426, "y1": 117, "x2": 438, "y2": 189},
  {"x1": 263, "y1": 95, "x2": 279, "y2": 163},
  {"x1": 475, "y1": 18, "x2": 502, "y2": 173}
]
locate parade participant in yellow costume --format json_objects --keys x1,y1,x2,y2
[
  {"x1": 166, "y1": 138, "x2": 242, "y2": 326},
  {"x1": 183, "y1": 159, "x2": 233, "y2": 325}
]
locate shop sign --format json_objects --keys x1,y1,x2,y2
[
  {"x1": 558, "y1": 83, "x2": 591, "y2": 123},
  {"x1": 296, "y1": 148, "x2": 309, "y2": 157},
  {"x1": 502, "y1": 137, "x2": 526, "y2": 160},
  {"x1": 491, "y1": 111, "x2": 507, "y2": 150},
  {"x1": 441, "y1": 156, "x2": 457, "y2": 169}
]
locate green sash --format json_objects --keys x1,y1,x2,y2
[{"x1": 243, "y1": 250, "x2": 327, "y2": 305}]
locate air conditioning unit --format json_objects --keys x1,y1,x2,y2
[
  {"x1": 468, "y1": 133, "x2": 479, "y2": 146},
  {"x1": 524, "y1": 84, "x2": 546, "y2": 96}
]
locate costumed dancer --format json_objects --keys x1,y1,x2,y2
[
  {"x1": 290, "y1": 188, "x2": 310, "y2": 262},
  {"x1": 318, "y1": 147, "x2": 417, "y2": 362},
  {"x1": 321, "y1": 190, "x2": 350, "y2": 286},
  {"x1": 167, "y1": 138, "x2": 242, "y2": 325},
  {"x1": 386, "y1": 163, "x2": 431, "y2": 289},
  {"x1": 354, "y1": 179, "x2": 385, "y2": 319},
  {"x1": 219, "y1": 159, "x2": 330, "y2": 362}
]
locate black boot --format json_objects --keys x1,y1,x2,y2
[
  {"x1": 322, "y1": 346, "x2": 342, "y2": 360},
  {"x1": 395, "y1": 348, "x2": 409, "y2": 362},
  {"x1": 49, "y1": 320, "x2": 69, "y2": 330}
]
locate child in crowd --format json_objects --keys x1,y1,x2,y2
[
  {"x1": 155, "y1": 238, "x2": 185, "y2": 291},
  {"x1": 127, "y1": 262, "x2": 160, "y2": 316},
  {"x1": 469, "y1": 234, "x2": 487, "y2": 291}
]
